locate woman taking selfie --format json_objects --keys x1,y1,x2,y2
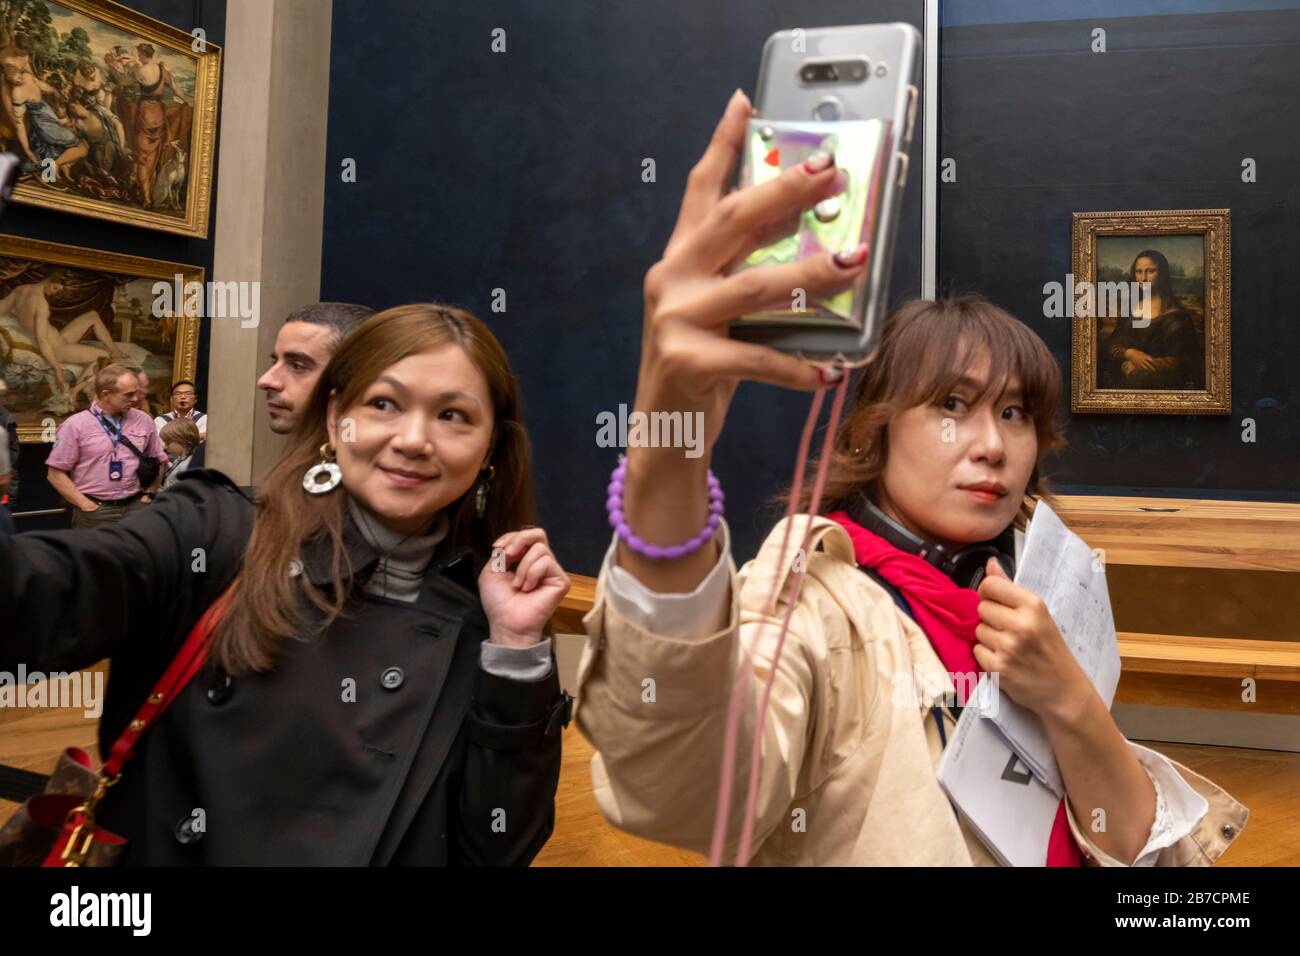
[
  {"x1": 1, "y1": 304, "x2": 571, "y2": 866},
  {"x1": 575, "y1": 91, "x2": 1247, "y2": 867}
]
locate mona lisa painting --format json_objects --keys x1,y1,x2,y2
[{"x1": 1071, "y1": 209, "x2": 1230, "y2": 415}]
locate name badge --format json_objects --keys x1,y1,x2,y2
[{"x1": 108, "y1": 459, "x2": 124, "y2": 481}]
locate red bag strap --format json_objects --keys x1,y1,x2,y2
[{"x1": 101, "y1": 586, "x2": 236, "y2": 778}]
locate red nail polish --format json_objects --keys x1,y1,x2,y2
[
  {"x1": 803, "y1": 151, "x2": 835, "y2": 174},
  {"x1": 833, "y1": 244, "x2": 868, "y2": 268}
]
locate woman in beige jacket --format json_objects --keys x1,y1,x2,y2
[{"x1": 574, "y1": 90, "x2": 1247, "y2": 867}]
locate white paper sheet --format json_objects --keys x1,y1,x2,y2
[
  {"x1": 936, "y1": 500, "x2": 1121, "y2": 863},
  {"x1": 936, "y1": 677, "x2": 1062, "y2": 867},
  {"x1": 983, "y1": 500, "x2": 1120, "y2": 797}
]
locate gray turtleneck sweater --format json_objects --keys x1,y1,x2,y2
[{"x1": 347, "y1": 499, "x2": 552, "y2": 682}]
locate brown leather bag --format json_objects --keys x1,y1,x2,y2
[
  {"x1": 0, "y1": 749, "x2": 127, "y2": 866},
  {"x1": 0, "y1": 588, "x2": 231, "y2": 866}
]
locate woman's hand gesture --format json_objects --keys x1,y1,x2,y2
[
  {"x1": 479, "y1": 528, "x2": 570, "y2": 648},
  {"x1": 973, "y1": 557, "x2": 1092, "y2": 720}
]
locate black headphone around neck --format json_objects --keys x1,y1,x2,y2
[{"x1": 844, "y1": 493, "x2": 1016, "y2": 590}]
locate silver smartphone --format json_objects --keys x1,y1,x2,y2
[{"x1": 728, "y1": 23, "x2": 920, "y2": 361}]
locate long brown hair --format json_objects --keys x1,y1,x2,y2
[
  {"x1": 794, "y1": 295, "x2": 1065, "y2": 529},
  {"x1": 212, "y1": 303, "x2": 535, "y2": 673}
]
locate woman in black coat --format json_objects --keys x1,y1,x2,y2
[{"x1": 1, "y1": 304, "x2": 572, "y2": 865}]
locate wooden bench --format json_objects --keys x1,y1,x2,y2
[
  {"x1": 1053, "y1": 495, "x2": 1300, "y2": 718},
  {"x1": 1051, "y1": 495, "x2": 1300, "y2": 574},
  {"x1": 552, "y1": 497, "x2": 1300, "y2": 715}
]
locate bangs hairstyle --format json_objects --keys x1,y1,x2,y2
[
  {"x1": 211, "y1": 303, "x2": 535, "y2": 674},
  {"x1": 796, "y1": 295, "x2": 1065, "y2": 528}
]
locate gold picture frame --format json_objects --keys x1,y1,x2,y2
[
  {"x1": 1071, "y1": 208, "x2": 1231, "y2": 415},
  {"x1": 0, "y1": 233, "x2": 202, "y2": 442},
  {"x1": 0, "y1": 0, "x2": 221, "y2": 237}
]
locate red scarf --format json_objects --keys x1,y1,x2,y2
[{"x1": 828, "y1": 510, "x2": 1082, "y2": 867}]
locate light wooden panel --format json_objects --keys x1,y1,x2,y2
[
  {"x1": 532, "y1": 725, "x2": 704, "y2": 867},
  {"x1": 1053, "y1": 495, "x2": 1300, "y2": 572},
  {"x1": 1115, "y1": 671, "x2": 1300, "y2": 716},
  {"x1": 1117, "y1": 633, "x2": 1300, "y2": 681},
  {"x1": 0, "y1": 662, "x2": 109, "y2": 728},
  {"x1": 552, "y1": 574, "x2": 597, "y2": 634}
]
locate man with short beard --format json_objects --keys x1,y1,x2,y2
[{"x1": 256, "y1": 302, "x2": 373, "y2": 434}]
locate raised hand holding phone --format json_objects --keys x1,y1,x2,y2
[{"x1": 619, "y1": 88, "x2": 869, "y2": 594}]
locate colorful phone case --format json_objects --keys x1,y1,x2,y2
[{"x1": 731, "y1": 117, "x2": 893, "y2": 327}]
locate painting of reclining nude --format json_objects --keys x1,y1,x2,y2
[
  {"x1": 0, "y1": 0, "x2": 220, "y2": 237},
  {"x1": 0, "y1": 234, "x2": 200, "y2": 441}
]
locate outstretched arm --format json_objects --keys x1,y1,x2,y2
[
  {"x1": 0, "y1": 476, "x2": 248, "y2": 673},
  {"x1": 4, "y1": 87, "x2": 36, "y2": 164},
  {"x1": 162, "y1": 63, "x2": 186, "y2": 104}
]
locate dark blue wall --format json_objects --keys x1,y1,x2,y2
[
  {"x1": 938, "y1": 9, "x2": 1300, "y2": 501},
  {"x1": 321, "y1": 0, "x2": 927, "y2": 576},
  {"x1": 322, "y1": 2, "x2": 1300, "y2": 579},
  {"x1": 7, "y1": 0, "x2": 225, "y2": 530},
  {"x1": 942, "y1": 0, "x2": 1300, "y2": 26}
]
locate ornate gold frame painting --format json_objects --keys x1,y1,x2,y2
[
  {"x1": 0, "y1": 234, "x2": 202, "y2": 441},
  {"x1": 1071, "y1": 209, "x2": 1230, "y2": 415},
  {"x1": 0, "y1": 0, "x2": 221, "y2": 237}
]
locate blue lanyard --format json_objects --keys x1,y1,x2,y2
[{"x1": 92, "y1": 409, "x2": 126, "y2": 453}]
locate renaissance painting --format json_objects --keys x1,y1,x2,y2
[
  {"x1": 0, "y1": 0, "x2": 221, "y2": 237},
  {"x1": 0, "y1": 234, "x2": 201, "y2": 441},
  {"x1": 1071, "y1": 209, "x2": 1231, "y2": 415}
]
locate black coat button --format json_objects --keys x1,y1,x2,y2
[
  {"x1": 175, "y1": 815, "x2": 204, "y2": 845},
  {"x1": 380, "y1": 667, "x2": 405, "y2": 691},
  {"x1": 206, "y1": 674, "x2": 233, "y2": 705}
]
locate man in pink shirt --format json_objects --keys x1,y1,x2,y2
[{"x1": 46, "y1": 364, "x2": 167, "y2": 529}]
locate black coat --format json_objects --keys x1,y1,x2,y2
[{"x1": 0, "y1": 469, "x2": 568, "y2": 865}]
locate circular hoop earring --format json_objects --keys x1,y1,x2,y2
[{"x1": 303, "y1": 441, "x2": 342, "y2": 494}]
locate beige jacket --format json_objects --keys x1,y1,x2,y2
[{"x1": 576, "y1": 515, "x2": 1248, "y2": 866}]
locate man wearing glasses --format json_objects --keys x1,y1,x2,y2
[{"x1": 153, "y1": 379, "x2": 207, "y2": 441}]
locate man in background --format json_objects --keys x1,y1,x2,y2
[
  {"x1": 128, "y1": 366, "x2": 159, "y2": 417},
  {"x1": 46, "y1": 364, "x2": 166, "y2": 528},
  {"x1": 154, "y1": 379, "x2": 207, "y2": 440},
  {"x1": 256, "y1": 302, "x2": 373, "y2": 434}
]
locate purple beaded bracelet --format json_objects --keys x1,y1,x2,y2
[{"x1": 607, "y1": 455, "x2": 724, "y2": 560}]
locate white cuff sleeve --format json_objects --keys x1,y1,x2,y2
[
  {"x1": 602, "y1": 519, "x2": 733, "y2": 640},
  {"x1": 1125, "y1": 741, "x2": 1211, "y2": 867}
]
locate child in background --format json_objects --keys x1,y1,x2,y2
[{"x1": 159, "y1": 418, "x2": 201, "y2": 491}]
